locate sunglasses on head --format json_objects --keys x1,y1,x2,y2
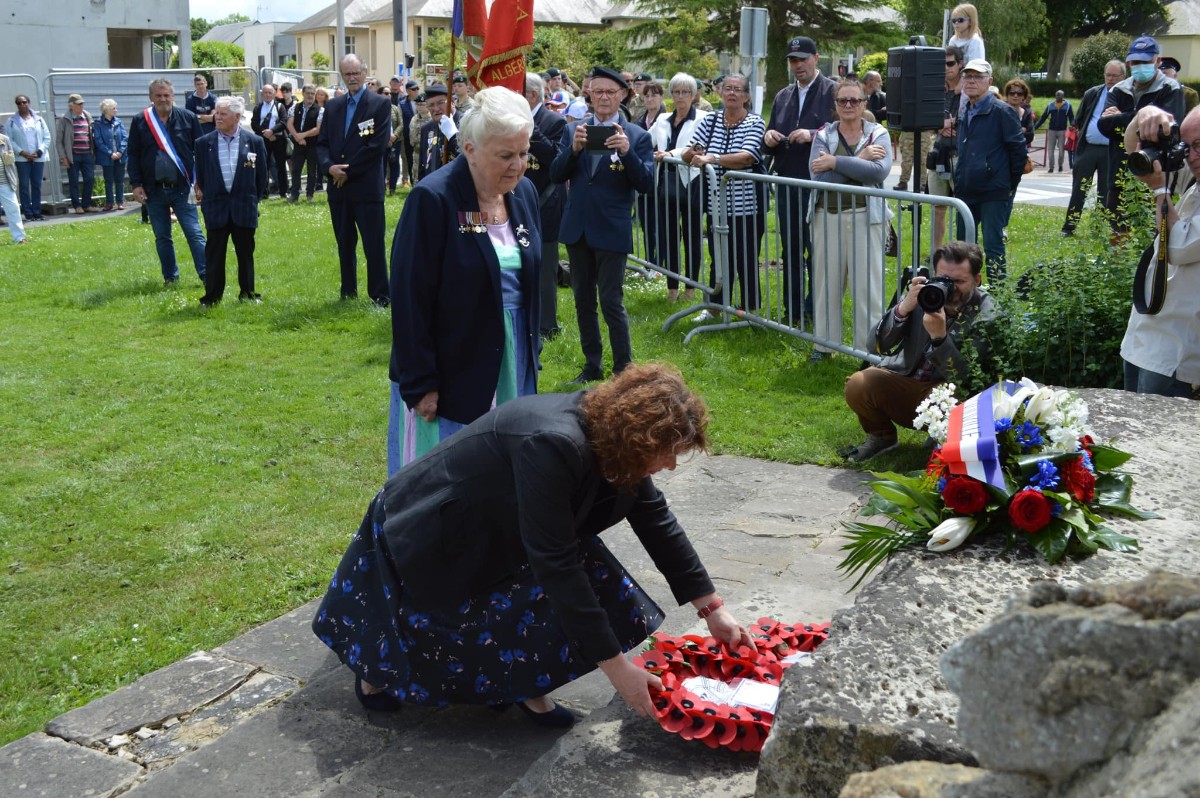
[{"x1": 951, "y1": 16, "x2": 968, "y2": 23}]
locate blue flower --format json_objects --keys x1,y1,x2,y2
[
  {"x1": 408, "y1": 613, "x2": 430, "y2": 630},
  {"x1": 407, "y1": 683, "x2": 429, "y2": 703},
  {"x1": 329, "y1": 574, "x2": 338, "y2": 589},
  {"x1": 317, "y1": 609, "x2": 327, "y2": 624},
  {"x1": 560, "y1": 644, "x2": 572, "y2": 663},
  {"x1": 447, "y1": 661, "x2": 465, "y2": 674},
  {"x1": 620, "y1": 577, "x2": 634, "y2": 600},
  {"x1": 341, "y1": 578, "x2": 354, "y2": 593},
  {"x1": 1081, "y1": 450, "x2": 1094, "y2": 471},
  {"x1": 1016, "y1": 421, "x2": 1044, "y2": 452},
  {"x1": 341, "y1": 615, "x2": 354, "y2": 627},
  {"x1": 319, "y1": 635, "x2": 333, "y2": 647},
  {"x1": 459, "y1": 600, "x2": 473, "y2": 614},
  {"x1": 528, "y1": 585, "x2": 545, "y2": 601},
  {"x1": 536, "y1": 673, "x2": 552, "y2": 688},
  {"x1": 489, "y1": 593, "x2": 512, "y2": 611},
  {"x1": 592, "y1": 566, "x2": 611, "y2": 582},
  {"x1": 629, "y1": 607, "x2": 644, "y2": 623},
  {"x1": 449, "y1": 632, "x2": 464, "y2": 644},
  {"x1": 1030, "y1": 460, "x2": 1061, "y2": 490},
  {"x1": 378, "y1": 661, "x2": 392, "y2": 671},
  {"x1": 348, "y1": 643, "x2": 361, "y2": 665},
  {"x1": 356, "y1": 556, "x2": 370, "y2": 572},
  {"x1": 1050, "y1": 499, "x2": 1064, "y2": 518},
  {"x1": 499, "y1": 649, "x2": 515, "y2": 664},
  {"x1": 512, "y1": 648, "x2": 526, "y2": 661},
  {"x1": 936, "y1": 476, "x2": 947, "y2": 492},
  {"x1": 995, "y1": 418, "x2": 1013, "y2": 434},
  {"x1": 474, "y1": 674, "x2": 492, "y2": 693},
  {"x1": 478, "y1": 631, "x2": 495, "y2": 645},
  {"x1": 383, "y1": 585, "x2": 391, "y2": 601},
  {"x1": 379, "y1": 640, "x2": 390, "y2": 658}
]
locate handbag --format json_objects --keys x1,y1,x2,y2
[
  {"x1": 1064, "y1": 127, "x2": 1078, "y2": 153},
  {"x1": 1023, "y1": 155, "x2": 1035, "y2": 175}
]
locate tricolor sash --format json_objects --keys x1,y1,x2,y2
[
  {"x1": 143, "y1": 107, "x2": 191, "y2": 185},
  {"x1": 941, "y1": 384, "x2": 1005, "y2": 489}
]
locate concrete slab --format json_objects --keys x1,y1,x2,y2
[
  {"x1": 213, "y1": 598, "x2": 343, "y2": 682},
  {"x1": 45, "y1": 651, "x2": 256, "y2": 747},
  {"x1": 0, "y1": 732, "x2": 141, "y2": 797}
]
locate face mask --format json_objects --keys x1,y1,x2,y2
[{"x1": 1131, "y1": 64, "x2": 1157, "y2": 83}]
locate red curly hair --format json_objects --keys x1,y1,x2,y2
[{"x1": 578, "y1": 364, "x2": 710, "y2": 491}]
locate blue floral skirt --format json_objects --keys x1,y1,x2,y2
[{"x1": 312, "y1": 489, "x2": 666, "y2": 707}]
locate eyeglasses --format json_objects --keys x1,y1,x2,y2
[
  {"x1": 835, "y1": 97, "x2": 865, "y2": 106},
  {"x1": 951, "y1": 16, "x2": 968, "y2": 23},
  {"x1": 722, "y1": 85, "x2": 749, "y2": 93},
  {"x1": 946, "y1": 60, "x2": 960, "y2": 67},
  {"x1": 590, "y1": 89, "x2": 621, "y2": 97},
  {"x1": 1007, "y1": 90, "x2": 1026, "y2": 96},
  {"x1": 342, "y1": 70, "x2": 364, "y2": 78}
]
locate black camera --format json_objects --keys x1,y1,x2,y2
[
  {"x1": 915, "y1": 266, "x2": 955, "y2": 312},
  {"x1": 1129, "y1": 122, "x2": 1188, "y2": 176}
]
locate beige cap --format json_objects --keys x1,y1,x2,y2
[
  {"x1": 67, "y1": 93, "x2": 84, "y2": 105},
  {"x1": 962, "y1": 59, "x2": 992, "y2": 76}
]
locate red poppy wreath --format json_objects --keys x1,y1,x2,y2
[{"x1": 631, "y1": 618, "x2": 829, "y2": 751}]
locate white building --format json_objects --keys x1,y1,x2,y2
[{"x1": 201, "y1": 21, "x2": 299, "y2": 71}]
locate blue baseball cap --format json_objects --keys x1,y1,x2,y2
[{"x1": 1127, "y1": 35, "x2": 1160, "y2": 62}]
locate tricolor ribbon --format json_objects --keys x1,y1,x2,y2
[
  {"x1": 143, "y1": 107, "x2": 191, "y2": 185},
  {"x1": 941, "y1": 384, "x2": 1006, "y2": 490}
]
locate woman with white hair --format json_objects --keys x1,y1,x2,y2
[
  {"x1": 93, "y1": 99, "x2": 128, "y2": 211},
  {"x1": 387, "y1": 87, "x2": 542, "y2": 474},
  {"x1": 650, "y1": 73, "x2": 708, "y2": 301}
]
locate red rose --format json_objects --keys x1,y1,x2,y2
[
  {"x1": 926, "y1": 447, "x2": 948, "y2": 479},
  {"x1": 1060, "y1": 455, "x2": 1096, "y2": 503},
  {"x1": 1008, "y1": 488, "x2": 1053, "y2": 532},
  {"x1": 941, "y1": 476, "x2": 989, "y2": 514}
]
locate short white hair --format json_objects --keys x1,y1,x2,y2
[
  {"x1": 99, "y1": 98, "x2": 118, "y2": 113},
  {"x1": 525, "y1": 72, "x2": 545, "y2": 99},
  {"x1": 668, "y1": 72, "x2": 699, "y2": 96},
  {"x1": 216, "y1": 95, "x2": 245, "y2": 116},
  {"x1": 459, "y1": 87, "x2": 534, "y2": 147}
]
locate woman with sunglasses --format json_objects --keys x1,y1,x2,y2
[
  {"x1": 948, "y1": 4, "x2": 985, "y2": 65},
  {"x1": 6, "y1": 96, "x2": 50, "y2": 221},
  {"x1": 807, "y1": 77, "x2": 893, "y2": 361},
  {"x1": 1003, "y1": 78, "x2": 1037, "y2": 149}
]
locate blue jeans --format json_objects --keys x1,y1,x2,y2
[
  {"x1": 1123, "y1": 360, "x2": 1194, "y2": 398},
  {"x1": 101, "y1": 160, "x2": 126, "y2": 206},
  {"x1": 145, "y1": 184, "x2": 206, "y2": 282},
  {"x1": 957, "y1": 198, "x2": 1010, "y2": 284},
  {"x1": 15, "y1": 160, "x2": 44, "y2": 217},
  {"x1": 67, "y1": 152, "x2": 95, "y2": 209}
]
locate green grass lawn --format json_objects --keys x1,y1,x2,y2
[{"x1": 0, "y1": 191, "x2": 1069, "y2": 744}]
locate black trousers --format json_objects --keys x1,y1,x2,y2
[
  {"x1": 567, "y1": 243, "x2": 632, "y2": 375},
  {"x1": 289, "y1": 142, "x2": 319, "y2": 199},
  {"x1": 706, "y1": 212, "x2": 764, "y2": 310},
  {"x1": 202, "y1": 222, "x2": 257, "y2": 303},
  {"x1": 265, "y1": 138, "x2": 289, "y2": 198},
  {"x1": 539, "y1": 238, "x2": 559, "y2": 335},
  {"x1": 1064, "y1": 142, "x2": 1112, "y2": 232},
  {"x1": 654, "y1": 181, "x2": 703, "y2": 290},
  {"x1": 777, "y1": 185, "x2": 813, "y2": 320},
  {"x1": 328, "y1": 199, "x2": 389, "y2": 304}
]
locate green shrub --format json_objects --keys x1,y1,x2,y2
[
  {"x1": 1070, "y1": 31, "x2": 1130, "y2": 89},
  {"x1": 858, "y1": 51, "x2": 888, "y2": 80}
]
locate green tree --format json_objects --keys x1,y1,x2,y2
[
  {"x1": 191, "y1": 17, "x2": 213, "y2": 42},
  {"x1": 213, "y1": 13, "x2": 252, "y2": 27},
  {"x1": 1069, "y1": 30, "x2": 1130, "y2": 88},
  {"x1": 622, "y1": 9, "x2": 720, "y2": 79},
  {"x1": 172, "y1": 41, "x2": 245, "y2": 71},
  {"x1": 310, "y1": 51, "x2": 331, "y2": 86},
  {"x1": 1041, "y1": 0, "x2": 1166, "y2": 78},
  {"x1": 527, "y1": 27, "x2": 629, "y2": 87}
]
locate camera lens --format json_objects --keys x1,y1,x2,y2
[{"x1": 918, "y1": 283, "x2": 947, "y2": 313}]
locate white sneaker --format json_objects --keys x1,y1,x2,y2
[{"x1": 694, "y1": 310, "x2": 716, "y2": 322}]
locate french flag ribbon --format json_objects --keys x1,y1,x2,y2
[
  {"x1": 941, "y1": 384, "x2": 1006, "y2": 489},
  {"x1": 143, "y1": 107, "x2": 191, "y2": 185}
]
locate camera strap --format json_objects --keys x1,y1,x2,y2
[{"x1": 1133, "y1": 194, "x2": 1170, "y2": 315}]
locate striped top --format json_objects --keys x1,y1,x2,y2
[
  {"x1": 71, "y1": 115, "x2": 90, "y2": 154},
  {"x1": 690, "y1": 110, "x2": 765, "y2": 216}
]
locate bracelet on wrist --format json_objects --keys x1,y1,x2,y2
[
  {"x1": 696, "y1": 597, "x2": 724, "y2": 619},
  {"x1": 1153, "y1": 187, "x2": 1170, "y2": 197}
]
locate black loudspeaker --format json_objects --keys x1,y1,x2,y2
[{"x1": 887, "y1": 46, "x2": 946, "y2": 132}]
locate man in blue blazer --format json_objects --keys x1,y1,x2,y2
[
  {"x1": 550, "y1": 67, "x2": 655, "y2": 383},
  {"x1": 317, "y1": 53, "x2": 392, "y2": 306},
  {"x1": 194, "y1": 96, "x2": 269, "y2": 306},
  {"x1": 764, "y1": 35, "x2": 838, "y2": 322}
]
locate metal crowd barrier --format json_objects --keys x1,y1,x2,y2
[{"x1": 628, "y1": 160, "x2": 977, "y2": 362}]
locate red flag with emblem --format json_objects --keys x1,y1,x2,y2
[{"x1": 476, "y1": 0, "x2": 535, "y2": 93}]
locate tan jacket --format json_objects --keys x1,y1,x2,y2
[{"x1": 56, "y1": 110, "x2": 94, "y2": 165}]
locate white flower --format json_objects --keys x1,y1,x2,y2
[
  {"x1": 914, "y1": 383, "x2": 958, "y2": 443},
  {"x1": 994, "y1": 377, "x2": 1038, "y2": 420},
  {"x1": 1025, "y1": 387, "x2": 1070, "y2": 425},
  {"x1": 926, "y1": 516, "x2": 977, "y2": 552}
]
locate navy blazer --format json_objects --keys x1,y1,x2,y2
[
  {"x1": 194, "y1": 129, "x2": 269, "y2": 229},
  {"x1": 549, "y1": 116, "x2": 655, "y2": 253},
  {"x1": 416, "y1": 112, "x2": 462, "y2": 180},
  {"x1": 379, "y1": 390, "x2": 715, "y2": 663},
  {"x1": 316, "y1": 88, "x2": 392, "y2": 203},
  {"x1": 526, "y1": 104, "x2": 567, "y2": 241},
  {"x1": 388, "y1": 155, "x2": 542, "y2": 423},
  {"x1": 764, "y1": 73, "x2": 838, "y2": 179}
]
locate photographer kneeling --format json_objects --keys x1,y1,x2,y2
[
  {"x1": 1119, "y1": 105, "x2": 1200, "y2": 398},
  {"x1": 841, "y1": 241, "x2": 1000, "y2": 462}
]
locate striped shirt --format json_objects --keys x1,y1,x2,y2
[
  {"x1": 690, "y1": 110, "x2": 765, "y2": 216},
  {"x1": 71, "y1": 115, "x2": 90, "y2": 154}
]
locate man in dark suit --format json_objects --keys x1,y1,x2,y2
[
  {"x1": 763, "y1": 35, "x2": 838, "y2": 322},
  {"x1": 397, "y1": 79, "x2": 419, "y2": 187},
  {"x1": 524, "y1": 72, "x2": 567, "y2": 340},
  {"x1": 286, "y1": 84, "x2": 322, "y2": 202},
  {"x1": 550, "y1": 66, "x2": 655, "y2": 383},
  {"x1": 1062, "y1": 61, "x2": 1125, "y2": 235},
  {"x1": 194, "y1": 96, "x2": 269, "y2": 306},
  {"x1": 251, "y1": 84, "x2": 288, "y2": 199},
  {"x1": 416, "y1": 84, "x2": 461, "y2": 181},
  {"x1": 316, "y1": 53, "x2": 392, "y2": 305}
]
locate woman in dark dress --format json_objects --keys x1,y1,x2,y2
[{"x1": 314, "y1": 365, "x2": 753, "y2": 727}]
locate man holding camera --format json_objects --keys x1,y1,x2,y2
[
  {"x1": 1097, "y1": 36, "x2": 1185, "y2": 219},
  {"x1": 841, "y1": 241, "x2": 1000, "y2": 462},
  {"x1": 1118, "y1": 104, "x2": 1200, "y2": 398}
]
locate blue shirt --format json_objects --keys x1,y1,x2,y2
[{"x1": 344, "y1": 87, "x2": 368, "y2": 135}]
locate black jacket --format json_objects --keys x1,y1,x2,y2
[
  {"x1": 379, "y1": 391, "x2": 715, "y2": 663},
  {"x1": 527, "y1": 104, "x2": 567, "y2": 241},
  {"x1": 126, "y1": 106, "x2": 203, "y2": 188},
  {"x1": 1097, "y1": 74, "x2": 1185, "y2": 158},
  {"x1": 763, "y1": 74, "x2": 838, "y2": 178}
]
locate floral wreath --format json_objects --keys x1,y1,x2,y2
[{"x1": 632, "y1": 618, "x2": 829, "y2": 751}]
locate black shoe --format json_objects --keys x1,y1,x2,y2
[
  {"x1": 516, "y1": 700, "x2": 575, "y2": 728},
  {"x1": 540, "y1": 327, "x2": 561, "y2": 341},
  {"x1": 567, "y1": 369, "x2": 603, "y2": 385},
  {"x1": 164, "y1": 278, "x2": 179, "y2": 287},
  {"x1": 355, "y1": 676, "x2": 403, "y2": 712},
  {"x1": 341, "y1": 292, "x2": 358, "y2": 300},
  {"x1": 199, "y1": 297, "x2": 218, "y2": 307},
  {"x1": 372, "y1": 296, "x2": 390, "y2": 308},
  {"x1": 238, "y1": 292, "x2": 262, "y2": 303}
]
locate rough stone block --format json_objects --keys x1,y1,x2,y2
[
  {"x1": 46, "y1": 651, "x2": 255, "y2": 747},
  {"x1": 0, "y1": 733, "x2": 141, "y2": 797},
  {"x1": 213, "y1": 599, "x2": 343, "y2": 682},
  {"x1": 838, "y1": 761, "x2": 1045, "y2": 798}
]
